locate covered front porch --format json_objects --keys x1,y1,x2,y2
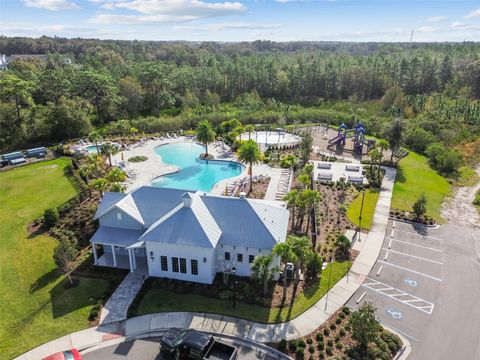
[{"x1": 91, "y1": 226, "x2": 148, "y2": 275}]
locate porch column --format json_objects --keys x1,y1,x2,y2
[
  {"x1": 111, "y1": 245, "x2": 117, "y2": 267},
  {"x1": 128, "y1": 249, "x2": 134, "y2": 273},
  {"x1": 92, "y1": 243, "x2": 98, "y2": 264},
  {"x1": 132, "y1": 250, "x2": 137, "y2": 270}
]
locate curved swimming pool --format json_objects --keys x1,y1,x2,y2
[{"x1": 151, "y1": 142, "x2": 244, "y2": 192}]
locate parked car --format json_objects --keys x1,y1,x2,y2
[
  {"x1": 42, "y1": 349, "x2": 82, "y2": 360},
  {"x1": 161, "y1": 329, "x2": 237, "y2": 360}
]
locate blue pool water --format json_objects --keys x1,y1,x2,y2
[
  {"x1": 151, "y1": 142, "x2": 244, "y2": 192},
  {"x1": 85, "y1": 145, "x2": 99, "y2": 153}
]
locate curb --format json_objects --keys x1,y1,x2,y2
[
  {"x1": 388, "y1": 217, "x2": 439, "y2": 228},
  {"x1": 381, "y1": 323, "x2": 412, "y2": 360}
]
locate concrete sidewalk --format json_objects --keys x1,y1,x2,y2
[{"x1": 14, "y1": 168, "x2": 397, "y2": 360}]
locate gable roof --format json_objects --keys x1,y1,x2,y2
[
  {"x1": 94, "y1": 186, "x2": 289, "y2": 249},
  {"x1": 140, "y1": 193, "x2": 221, "y2": 248}
]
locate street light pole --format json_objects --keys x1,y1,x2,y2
[
  {"x1": 324, "y1": 256, "x2": 333, "y2": 311},
  {"x1": 232, "y1": 267, "x2": 237, "y2": 308},
  {"x1": 358, "y1": 190, "x2": 366, "y2": 242}
]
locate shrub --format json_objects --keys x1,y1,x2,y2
[
  {"x1": 278, "y1": 339, "x2": 287, "y2": 350},
  {"x1": 326, "y1": 346, "x2": 333, "y2": 356},
  {"x1": 335, "y1": 342, "x2": 343, "y2": 349},
  {"x1": 128, "y1": 155, "x2": 148, "y2": 162},
  {"x1": 327, "y1": 339, "x2": 333, "y2": 347},
  {"x1": 295, "y1": 347, "x2": 305, "y2": 358},
  {"x1": 339, "y1": 328, "x2": 346, "y2": 337},
  {"x1": 329, "y1": 322, "x2": 337, "y2": 330},
  {"x1": 297, "y1": 339, "x2": 306, "y2": 349},
  {"x1": 342, "y1": 306, "x2": 350, "y2": 315},
  {"x1": 335, "y1": 334, "x2": 341, "y2": 342},
  {"x1": 339, "y1": 312, "x2": 346, "y2": 319},
  {"x1": 323, "y1": 328, "x2": 330, "y2": 336},
  {"x1": 316, "y1": 333, "x2": 324, "y2": 342},
  {"x1": 317, "y1": 342, "x2": 324, "y2": 350},
  {"x1": 44, "y1": 207, "x2": 59, "y2": 228},
  {"x1": 306, "y1": 338, "x2": 313, "y2": 344},
  {"x1": 318, "y1": 351, "x2": 325, "y2": 359},
  {"x1": 335, "y1": 317, "x2": 342, "y2": 324},
  {"x1": 308, "y1": 345, "x2": 315, "y2": 353},
  {"x1": 289, "y1": 340, "x2": 298, "y2": 351},
  {"x1": 412, "y1": 193, "x2": 427, "y2": 219}
]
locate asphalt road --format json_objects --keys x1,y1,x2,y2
[
  {"x1": 82, "y1": 336, "x2": 288, "y2": 360},
  {"x1": 347, "y1": 220, "x2": 480, "y2": 360}
]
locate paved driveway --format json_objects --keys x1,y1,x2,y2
[
  {"x1": 347, "y1": 220, "x2": 480, "y2": 360},
  {"x1": 82, "y1": 335, "x2": 289, "y2": 360}
]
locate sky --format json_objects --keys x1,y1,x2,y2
[{"x1": 0, "y1": 0, "x2": 479, "y2": 42}]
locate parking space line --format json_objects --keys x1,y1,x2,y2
[
  {"x1": 382, "y1": 248, "x2": 443, "y2": 265},
  {"x1": 387, "y1": 228, "x2": 442, "y2": 241},
  {"x1": 363, "y1": 278, "x2": 435, "y2": 315},
  {"x1": 390, "y1": 238, "x2": 442, "y2": 252},
  {"x1": 376, "y1": 260, "x2": 442, "y2": 282}
]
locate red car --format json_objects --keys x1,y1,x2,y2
[{"x1": 42, "y1": 349, "x2": 82, "y2": 360}]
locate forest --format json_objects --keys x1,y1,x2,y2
[{"x1": 0, "y1": 36, "x2": 479, "y2": 164}]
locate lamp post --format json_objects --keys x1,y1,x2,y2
[
  {"x1": 231, "y1": 267, "x2": 237, "y2": 308},
  {"x1": 358, "y1": 190, "x2": 366, "y2": 242},
  {"x1": 324, "y1": 256, "x2": 333, "y2": 311}
]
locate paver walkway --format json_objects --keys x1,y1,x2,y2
[
  {"x1": 100, "y1": 272, "x2": 146, "y2": 324},
  {"x1": 15, "y1": 168, "x2": 397, "y2": 360}
]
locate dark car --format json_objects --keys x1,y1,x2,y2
[
  {"x1": 160, "y1": 329, "x2": 237, "y2": 360},
  {"x1": 161, "y1": 329, "x2": 214, "y2": 359}
]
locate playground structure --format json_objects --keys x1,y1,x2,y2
[{"x1": 328, "y1": 122, "x2": 373, "y2": 155}]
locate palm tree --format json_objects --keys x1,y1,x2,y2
[
  {"x1": 101, "y1": 142, "x2": 118, "y2": 167},
  {"x1": 130, "y1": 127, "x2": 139, "y2": 140},
  {"x1": 298, "y1": 174, "x2": 311, "y2": 189},
  {"x1": 287, "y1": 235, "x2": 312, "y2": 283},
  {"x1": 273, "y1": 242, "x2": 297, "y2": 296},
  {"x1": 86, "y1": 154, "x2": 103, "y2": 178},
  {"x1": 196, "y1": 120, "x2": 216, "y2": 156},
  {"x1": 251, "y1": 255, "x2": 277, "y2": 296},
  {"x1": 90, "y1": 178, "x2": 109, "y2": 195},
  {"x1": 283, "y1": 189, "x2": 300, "y2": 230},
  {"x1": 377, "y1": 139, "x2": 390, "y2": 161},
  {"x1": 237, "y1": 140, "x2": 263, "y2": 192},
  {"x1": 245, "y1": 124, "x2": 255, "y2": 140},
  {"x1": 88, "y1": 131, "x2": 102, "y2": 154},
  {"x1": 301, "y1": 189, "x2": 321, "y2": 236}
]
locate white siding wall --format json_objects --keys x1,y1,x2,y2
[
  {"x1": 214, "y1": 245, "x2": 277, "y2": 277},
  {"x1": 146, "y1": 242, "x2": 215, "y2": 284},
  {"x1": 100, "y1": 209, "x2": 144, "y2": 230}
]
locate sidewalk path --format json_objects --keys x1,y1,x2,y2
[
  {"x1": 15, "y1": 168, "x2": 397, "y2": 360},
  {"x1": 100, "y1": 272, "x2": 146, "y2": 324}
]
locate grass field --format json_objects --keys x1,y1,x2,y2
[
  {"x1": 0, "y1": 159, "x2": 110, "y2": 359},
  {"x1": 392, "y1": 152, "x2": 451, "y2": 221},
  {"x1": 347, "y1": 189, "x2": 380, "y2": 230},
  {"x1": 131, "y1": 262, "x2": 349, "y2": 324}
]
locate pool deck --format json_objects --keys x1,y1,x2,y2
[{"x1": 111, "y1": 137, "x2": 279, "y2": 198}]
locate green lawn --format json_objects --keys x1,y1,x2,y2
[
  {"x1": 131, "y1": 262, "x2": 349, "y2": 324},
  {"x1": 392, "y1": 152, "x2": 451, "y2": 222},
  {"x1": 0, "y1": 158, "x2": 110, "y2": 359},
  {"x1": 347, "y1": 189, "x2": 380, "y2": 230}
]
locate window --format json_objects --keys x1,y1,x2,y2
[
  {"x1": 172, "y1": 257, "x2": 179, "y2": 273},
  {"x1": 249, "y1": 255, "x2": 255, "y2": 264},
  {"x1": 116, "y1": 212, "x2": 122, "y2": 220},
  {"x1": 237, "y1": 253, "x2": 243, "y2": 262},
  {"x1": 225, "y1": 252, "x2": 230, "y2": 261},
  {"x1": 180, "y1": 258, "x2": 187, "y2": 274},
  {"x1": 160, "y1": 256, "x2": 168, "y2": 271},
  {"x1": 191, "y1": 259, "x2": 198, "y2": 275}
]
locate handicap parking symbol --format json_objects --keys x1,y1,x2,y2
[
  {"x1": 404, "y1": 278, "x2": 418, "y2": 287},
  {"x1": 387, "y1": 307, "x2": 403, "y2": 320}
]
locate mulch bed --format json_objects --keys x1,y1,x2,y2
[
  {"x1": 245, "y1": 177, "x2": 271, "y2": 199},
  {"x1": 389, "y1": 209, "x2": 436, "y2": 226}
]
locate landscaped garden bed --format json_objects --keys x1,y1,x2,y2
[
  {"x1": 389, "y1": 209, "x2": 436, "y2": 226},
  {"x1": 128, "y1": 155, "x2": 148, "y2": 162},
  {"x1": 128, "y1": 262, "x2": 349, "y2": 323},
  {"x1": 273, "y1": 305, "x2": 402, "y2": 360}
]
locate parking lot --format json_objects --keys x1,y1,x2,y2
[{"x1": 347, "y1": 220, "x2": 444, "y2": 342}]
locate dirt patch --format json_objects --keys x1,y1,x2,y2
[{"x1": 441, "y1": 165, "x2": 480, "y2": 227}]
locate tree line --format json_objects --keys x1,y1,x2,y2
[{"x1": 0, "y1": 36, "x2": 479, "y2": 153}]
